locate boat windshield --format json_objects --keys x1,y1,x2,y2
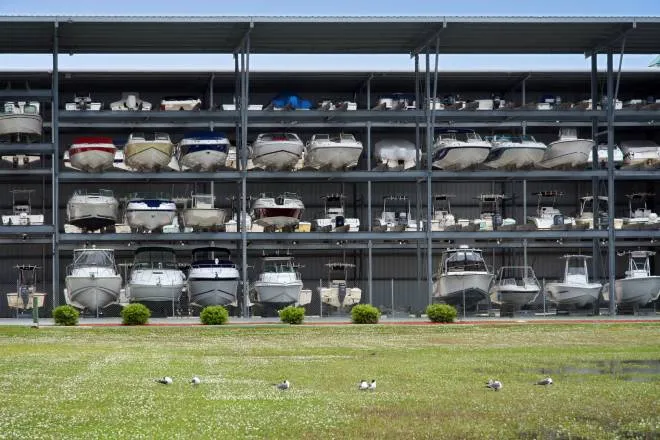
[
  {"x1": 262, "y1": 133, "x2": 298, "y2": 142},
  {"x1": 339, "y1": 133, "x2": 356, "y2": 142},
  {"x1": 72, "y1": 249, "x2": 115, "y2": 267},
  {"x1": 192, "y1": 248, "x2": 230, "y2": 261},
  {"x1": 566, "y1": 262, "x2": 587, "y2": 276},
  {"x1": 445, "y1": 251, "x2": 487, "y2": 272},
  {"x1": 133, "y1": 249, "x2": 177, "y2": 269},
  {"x1": 263, "y1": 262, "x2": 295, "y2": 273},
  {"x1": 631, "y1": 257, "x2": 649, "y2": 272}
]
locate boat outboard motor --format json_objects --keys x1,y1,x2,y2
[
  {"x1": 492, "y1": 214, "x2": 503, "y2": 228},
  {"x1": 20, "y1": 286, "x2": 30, "y2": 309},
  {"x1": 275, "y1": 196, "x2": 284, "y2": 205},
  {"x1": 553, "y1": 214, "x2": 564, "y2": 225},
  {"x1": 338, "y1": 282, "x2": 347, "y2": 306},
  {"x1": 335, "y1": 215, "x2": 345, "y2": 228}
]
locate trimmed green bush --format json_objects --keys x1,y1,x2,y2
[
  {"x1": 351, "y1": 304, "x2": 380, "y2": 324},
  {"x1": 200, "y1": 305, "x2": 229, "y2": 325},
  {"x1": 278, "y1": 306, "x2": 305, "y2": 325},
  {"x1": 52, "y1": 305, "x2": 79, "y2": 326},
  {"x1": 426, "y1": 304, "x2": 458, "y2": 323},
  {"x1": 121, "y1": 303, "x2": 151, "y2": 325}
]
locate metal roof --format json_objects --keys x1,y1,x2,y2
[{"x1": 0, "y1": 16, "x2": 659, "y2": 54}]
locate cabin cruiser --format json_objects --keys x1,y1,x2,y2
[
  {"x1": 373, "y1": 195, "x2": 419, "y2": 232},
  {"x1": 312, "y1": 194, "x2": 360, "y2": 232},
  {"x1": 424, "y1": 194, "x2": 456, "y2": 231},
  {"x1": 252, "y1": 256, "x2": 305, "y2": 305},
  {"x1": 619, "y1": 140, "x2": 660, "y2": 169},
  {"x1": 5, "y1": 265, "x2": 46, "y2": 313},
  {"x1": 178, "y1": 131, "x2": 231, "y2": 171},
  {"x1": 545, "y1": 255, "x2": 602, "y2": 309},
  {"x1": 65, "y1": 94, "x2": 102, "y2": 111},
  {"x1": 483, "y1": 135, "x2": 546, "y2": 169},
  {"x1": 1, "y1": 189, "x2": 44, "y2": 226},
  {"x1": 125, "y1": 247, "x2": 186, "y2": 303},
  {"x1": 587, "y1": 143, "x2": 624, "y2": 168},
  {"x1": 603, "y1": 251, "x2": 660, "y2": 307},
  {"x1": 187, "y1": 247, "x2": 240, "y2": 307},
  {"x1": 68, "y1": 137, "x2": 117, "y2": 172},
  {"x1": 575, "y1": 196, "x2": 623, "y2": 230},
  {"x1": 539, "y1": 128, "x2": 595, "y2": 169},
  {"x1": 489, "y1": 266, "x2": 541, "y2": 307},
  {"x1": 527, "y1": 191, "x2": 576, "y2": 230},
  {"x1": 373, "y1": 139, "x2": 416, "y2": 170},
  {"x1": 433, "y1": 246, "x2": 494, "y2": 309},
  {"x1": 124, "y1": 132, "x2": 174, "y2": 172},
  {"x1": 125, "y1": 194, "x2": 177, "y2": 232},
  {"x1": 182, "y1": 193, "x2": 227, "y2": 231},
  {"x1": 319, "y1": 262, "x2": 362, "y2": 310},
  {"x1": 304, "y1": 133, "x2": 363, "y2": 170},
  {"x1": 110, "y1": 92, "x2": 152, "y2": 111},
  {"x1": 250, "y1": 193, "x2": 305, "y2": 230},
  {"x1": 251, "y1": 132, "x2": 304, "y2": 171},
  {"x1": 622, "y1": 193, "x2": 659, "y2": 227},
  {"x1": 64, "y1": 248, "x2": 123, "y2": 311},
  {"x1": 431, "y1": 128, "x2": 491, "y2": 170},
  {"x1": 66, "y1": 189, "x2": 119, "y2": 232}
]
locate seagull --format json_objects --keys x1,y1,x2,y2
[
  {"x1": 485, "y1": 379, "x2": 503, "y2": 391},
  {"x1": 276, "y1": 379, "x2": 290, "y2": 390},
  {"x1": 368, "y1": 379, "x2": 377, "y2": 391},
  {"x1": 358, "y1": 379, "x2": 369, "y2": 390},
  {"x1": 191, "y1": 376, "x2": 201, "y2": 385},
  {"x1": 536, "y1": 377, "x2": 553, "y2": 386},
  {"x1": 155, "y1": 376, "x2": 173, "y2": 385}
]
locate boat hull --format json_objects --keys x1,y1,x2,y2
[
  {"x1": 320, "y1": 286, "x2": 362, "y2": 309},
  {"x1": 251, "y1": 141, "x2": 304, "y2": 170},
  {"x1": 540, "y1": 139, "x2": 594, "y2": 168},
  {"x1": 188, "y1": 279, "x2": 239, "y2": 307},
  {"x1": 374, "y1": 140, "x2": 416, "y2": 169},
  {"x1": 305, "y1": 144, "x2": 362, "y2": 170},
  {"x1": 603, "y1": 276, "x2": 660, "y2": 306},
  {"x1": 253, "y1": 281, "x2": 303, "y2": 304},
  {"x1": 65, "y1": 275, "x2": 122, "y2": 310},
  {"x1": 67, "y1": 196, "x2": 119, "y2": 231},
  {"x1": 433, "y1": 272, "x2": 493, "y2": 308},
  {"x1": 69, "y1": 145, "x2": 116, "y2": 172},
  {"x1": 483, "y1": 146, "x2": 546, "y2": 169},
  {"x1": 0, "y1": 114, "x2": 42, "y2": 137},
  {"x1": 1, "y1": 214, "x2": 44, "y2": 226},
  {"x1": 183, "y1": 208, "x2": 227, "y2": 228},
  {"x1": 545, "y1": 283, "x2": 602, "y2": 307},
  {"x1": 125, "y1": 142, "x2": 173, "y2": 171},
  {"x1": 489, "y1": 286, "x2": 540, "y2": 306},
  {"x1": 432, "y1": 146, "x2": 491, "y2": 170}
]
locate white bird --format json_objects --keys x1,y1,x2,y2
[
  {"x1": 358, "y1": 379, "x2": 369, "y2": 390},
  {"x1": 276, "y1": 379, "x2": 290, "y2": 390},
  {"x1": 155, "y1": 376, "x2": 173, "y2": 385},
  {"x1": 191, "y1": 376, "x2": 201, "y2": 385},
  {"x1": 485, "y1": 379, "x2": 503, "y2": 391},
  {"x1": 368, "y1": 379, "x2": 377, "y2": 391},
  {"x1": 536, "y1": 377, "x2": 553, "y2": 386}
]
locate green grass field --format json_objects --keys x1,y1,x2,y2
[{"x1": 0, "y1": 323, "x2": 659, "y2": 439}]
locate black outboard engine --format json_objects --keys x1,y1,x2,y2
[
  {"x1": 492, "y1": 214, "x2": 503, "y2": 228},
  {"x1": 335, "y1": 216, "x2": 345, "y2": 227},
  {"x1": 553, "y1": 214, "x2": 564, "y2": 226},
  {"x1": 338, "y1": 282, "x2": 347, "y2": 306}
]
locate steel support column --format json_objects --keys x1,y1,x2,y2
[
  {"x1": 590, "y1": 53, "x2": 601, "y2": 281},
  {"x1": 240, "y1": 36, "x2": 250, "y2": 317},
  {"x1": 366, "y1": 75, "x2": 373, "y2": 304},
  {"x1": 414, "y1": 54, "x2": 422, "y2": 301},
  {"x1": 606, "y1": 50, "x2": 616, "y2": 316},
  {"x1": 51, "y1": 22, "x2": 59, "y2": 308}
]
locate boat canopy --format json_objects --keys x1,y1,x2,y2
[
  {"x1": 133, "y1": 247, "x2": 177, "y2": 267},
  {"x1": 443, "y1": 249, "x2": 487, "y2": 273},
  {"x1": 72, "y1": 249, "x2": 115, "y2": 267}
]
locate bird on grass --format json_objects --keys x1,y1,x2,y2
[
  {"x1": 536, "y1": 377, "x2": 553, "y2": 386},
  {"x1": 191, "y1": 376, "x2": 201, "y2": 385},
  {"x1": 276, "y1": 379, "x2": 290, "y2": 390},
  {"x1": 485, "y1": 379, "x2": 503, "y2": 391},
  {"x1": 155, "y1": 376, "x2": 173, "y2": 385},
  {"x1": 369, "y1": 379, "x2": 377, "y2": 391},
  {"x1": 358, "y1": 380, "x2": 369, "y2": 390}
]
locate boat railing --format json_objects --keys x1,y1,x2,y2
[
  {"x1": 191, "y1": 262, "x2": 237, "y2": 269},
  {"x1": 132, "y1": 262, "x2": 179, "y2": 271}
]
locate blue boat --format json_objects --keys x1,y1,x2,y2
[
  {"x1": 269, "y1": 93, "x2": 313, "y2": 110},
  {"x1": 177, "y1": 131, "x2": 231, "y2": 171}
]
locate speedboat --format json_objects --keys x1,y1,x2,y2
[
  {"x1": 545, "y1": 255, "x2": 602, "y2": 309},
  {"x1": 253, "y1": 256, "x2": 304, "y2": 305},
  {"x1": 125, "y1": 194, "x2": 177, "y2": 232},
  {"x1": 5, "y1": 265, "x2": 46, "y2": 312},
  {"x1": 251, "y1": 132, "x2": 304, "y2": 171},
  {"x1": 182, "y1": 193, "x2": 227, "y2": 231},
  {"x1": 66, "y1": 189, "x2": 119, "y2": 232},
  {"x1": 587, "y1": 143, "x2": 624, "y2": 168},
  {"x1": 603, "y1": 251, "x2": 660, "y2": 307},
  {"x1": 68, "y1": 137, "x2": 117, "y2": 172},
  {"x1": 433, "y1": 246, "x2": 494, "y2": 309},
  {"x1": 64, "y1": 94, "x2": 102, "y2": 111},
  {"x1": 178, "y1": 131, "x2": 230, "y2": 171},
  {"x1": 527, "y1": 191, "x2": 575, "y2": 230},
  {"x1": 622, "y1": 193, "x2": 659, "y2": 228},
  {"x1": 424, "y1": 194, "x2": 456, "y2": 231},
  {"x1": 575, "y1": 196, "x2": 623, "y2": 230},
  {"x1": 187, "y1": 247, "x2": 239, "y2": 307},
  {"x1": 267, "y1": 93, "x2": 312, "y2": 111},
  {"x1": 312, "y1": 194, "x2": 359, "y2": 232},
  {"x1": 431, "y1": 129, "x2": 491, "y2": 170},
  {"x1": 373, "y1": 139, "x2": 416, "y2": 170},
  {"x1": 319, "y1": 262, "x2": 362, "y2": 310},
  {"x1": 250, "y1": 193, "x2": 304, "y2": 230},
  {"x1": 160, "y1": 96, "x2": 202, "y2": 111},
  {"x1": 483, "y1": 135, "x2": 546, "y2": 169},
  {"x1": 1, "y1": 189, "x2": 44, "y2": 226},
  {"x1": 304, "y1": 133, "x2": 363, "y2": 170},
  {"x1": 0, "y1": 101, "x2": 42, "y2": 138},
  {"x1": 64, "y1": 248, "x2": 123, "y2": 311},
  {"x1": 619, "y1": 140, "x2": 660, "y2": 169},
  {"x1": 373, "y1": 195, "x2": 419, "y2": 232},
  {"x1": 489, "y1": 266, "x2": 541, "y2": 307},
  {"x1": 126, "y1": 247, "x2": 186, "y2": 303},
  {"x1": 124, "y1": 132, "x2": 174, "y2": 171},
  {"x1": 110, "y1": 92, "x2": 152, "y2": 111},
  {"x1": 539, "y1": 128, "x2": 595, "y2": 169}
]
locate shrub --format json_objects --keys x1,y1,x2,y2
[
  {"x1": 426, "y1": 304, "x2": 458, "y2": 323},
  {"x1": 278, "y1": 306, "x2": 305, "y2": 325},
  {"x1": 52, "y1": 305, "x2": 79, "y2": 326},
  {"x1": 121, "y1": 303, "x2": 151, "y2": 325},
  {"x1": 200, "y1": 305, "x2": 229, "y2": 325},
  {"x1": 351, "y1": 304, "x2": 380, "y2": 324}
]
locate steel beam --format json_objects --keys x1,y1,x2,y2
[
  {"x1": 52, "y1": 21, "x2": 60, "y2": 308},
  {"x1": 410, "y1": 21, "x2": 446, "y2": 57},
  {"x1": 606, "y1": 49, "x2": 617, "y2": 316},
  {"x1": 0, "y1": 89, "x2": 52, "y2": 98},
  {"x1": 590, "y1": 53, "x2": 600, "y2": 281},
  {"x1": 0, "y1": 225, "x2": 55, "y2": 234},
  {"x1": 585, "y1": 22, "x2": 636, "y2": 57},
  {"x1": 0, "y1": 143, "x2": 54, "y2": 154}
]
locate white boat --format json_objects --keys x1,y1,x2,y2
[
  {"x1": 126, "y1": 247, "x2": 186, "y2": 303},
  {"x1": 373, "y1": 93, "x2": 416, "y2": 111},
  {"x1": 431, "y1": 129, "x2": 491, "y2": 170},
  {"x1": 66, "y1": 189, "x2": 119, "y2": 232},
  {"x1": 5, "y1": 265, "x2": 46, "y2": 312},
  {"x1": 124, "y1": 132, "x2": 174, "y2": 172},
  {"x1": 304, "y1": 133, "x2": 363, "y2": 170},
  {"x1": 459, "y1": 194, "x2": 516, "y2": 231},
  {"x1": 312, "y1": 194, "x2": 360, "y2": 232},
  {"x1": 539, "y1": 128, "x2": 595, "y2": 169},
  {"x1": 527, "y1": 191, "x2": 575, "y2": 230},
  {"x1": 182, "y1": 193, "x2": 227, "y2": 230},
  {"x1": 317, "y1": 100, "x2": 357, "y2": 111},
  {"x1": 68, "y1": 137, "x2": 117, "y2": 172},
  {"x1": 373, "y1": 195, "x2": 419, "y2": 232},
  {"x1": 0, "y1": 101, "x2": 42, "y2": 137},
  {"x1": 125, "y1": 194, "x2": 177, "y2": 232},
  {"x1": 575, "y1": 196, "x2": 623, "y2": 230},
  {"x1": 483, "y1": 135, "x2": 546, "y2": 169},
  {"x1": 250, "y1": 193, "x2": 304, "y2": 229},
  {"x1": 64, "y1": 248, "x2": 123, "y2": 311},
  {"x1": 251, "y1": 132, "x2": 304, "y2": 171},
  {"x1": 373, "y1": 139, "x2": 417, "y2": 170},
  {"x1": 110, "y1": 93, "x2": 152, "y2": 111},
  {"x1": 64, "y1": 94, "x2": 102, "y2": 111},
  {"x1": 253, "y1": 256, "x2": 304, "y2": 304},
  {"x1": 424, "y1": 194, "x2": 456, "y2": 231},
  {"x1": 603, "y1": 251, "x2": 660, "y2": 307},
  {"x1": 1, "y1": 189, "x2": 44, "y2": 226},
  {"x1": 619, "y1": 140, "x2": 660, "y2": 169},
  {"x1": 622, "y1": 193, "x2": 659, "y2": 227},
  {"x1": 178, "y1": 131, "x2": 230, "y2": 172},
  {"x1": 545, "y1": 255, "x2": 602, "y2": 308},
  {"x1": 587, "y1": 143, "x2": 624, "y2": 168},
  {"x1": 489, "y1": 266, "x2": 541, "y2": 307},
  {"x1": 187, "y1": 247, "x2": 239, "y2": 307},
  {"x1": 319, "y1": 262, "x2": 362, "y2": 310},
  {"x1": 433, "y1": 246, "x2": 494, "y2": 309},
  {"x1": 160, "y1": 96, "x2": 202, "y2": 111}
]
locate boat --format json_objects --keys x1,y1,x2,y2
[
  {"x1": 431, "y1": 128, "x2": 491, "y2": 170},
  {"x1": 575, "y1": 196, "x2": 623, "y2": 230},
  {"x1": 1, "y1": 189, "x2": 44, "y2": 226},
  {"x1": 124, "y1": 132, "x2": 174, "y2": 172},
  {"x1": 126, "y1": 247, "x2": 186, "y2": 303},
  {"x1": 312, "y1": 194, "x2": 360, "y2": 232},
  {"x1": 250, "y1": 132, "x2": 304, "y2": 170},
  {"x1": 0, "y1": 101, "x2": 42, "y2": 138},
  {"x1": 373, "y1": 139, "x2": 416, "y2": 170},
  {"x1": 182, "y1": 193, "x2": 227, "y2": 231},
  {"x1": 619, "y1": 140, "x2": 660, "y2": 169},
  {"x1": 527, "y1": 191, "x2": 576, "y2": 230},
  {"x1": 66, "y1": 189, "x2": 119, "y2": 232},
  {"x1": 622, "y1": 193, "x2": 659, "y2": 228},
  {"x1": 372, "y1": 93, "x2": 416, "y2": 111},
  {"x1": 250, "y1": 193, "x2": 304, "y2": 229},
  {"x1": 304, "y1": 133, "x2": 363, "y2": 170},
  {"x1": 433, "y1": 246, "x2": 494, "y2": 309},
  {"x1": 160, "y1": 96, "x2": 202, "y2": 111},
  {"x1": 587, "y1": 143, "x2": 624, "y2": 168},
  {"x1": 252, "y1": 256, "x2": 304, "y2": 304},
  {"x1": 68, "y1": 137, "x2": 117, "y2": 172},
  {"x1": 424, "y1": 194, "x2": 456, "y2": 231},
  {"x1": 489, "y1": 266, "x2": 541, "y2": 307},
  {"x1": 64, "y1": 248, "x2": 123, "y2": 311},
  {"x1": 483, "y1": 134, "x2": 546, "y2": 169},
  {"x1": 110, "y1": 92, "x2": 152, "y2": 111},
  {"x1": 177, "y1": 131, "x2": 230, "y2": 172},
  {"x1": 545, "y1": 255, "x2": 602, "y2": 309},
  {"x1": 603, "y1": 251, "x2": 660, "y2": 307},
  {"x1": 5, "y1": 265, "x2": 46, "y2": 312},
  {"x1": 187, "y1": 247, "x2": 240, "y2": 307},
  {"x1": 267, "y1": 93, "x2": 313, "y2": 111},
  {"x1": 539, "y1": 128, "x2": 595, "y2": 169},
  {"x1": 125, "y1": 194, "x2": 177, "y2": 232},
  {"x1": 459, "y1": 194, "x2": 516, "y2": 231},
  {"x1": 373, "y1": 195, "x2": 419, "y2": 232},
  {"x1": 317, "y1": 100, "x2": 357, "y2": 111},
  {"x1": 319, "y1": 262, "x2": 362, "y2": 310},
  {"x1": 64, "y1": 94, "x2": 102, "y2": 111}
]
